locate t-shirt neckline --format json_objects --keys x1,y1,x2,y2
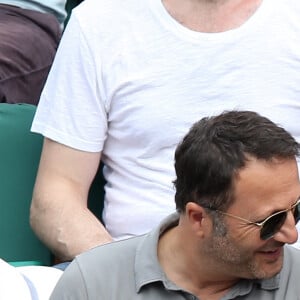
[{"x1": 149, "y1": 0, "x2": 273, "y2": 42}]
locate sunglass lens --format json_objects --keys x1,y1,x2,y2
[
  {"x1": 260, "y1": 212, "x2": 286, "y2": 240},
  {"x1": 293, "y1": 202, "x2": 300, "y2": 223}
]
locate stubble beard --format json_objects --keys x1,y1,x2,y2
[{"x1": 202, "y1": 219, "x2": 283, "y2": 280}]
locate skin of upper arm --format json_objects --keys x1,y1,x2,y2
[{"x1": 32, "y1": 137, "x2": 101, "y2": 207}]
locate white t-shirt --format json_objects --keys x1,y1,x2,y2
[{"x1": 32, "y1": 0, "x2": 300, "y2": 242}]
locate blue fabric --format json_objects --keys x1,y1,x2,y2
[{"x1": 53, "y1": 261, "x2": 71, "y2": 271}]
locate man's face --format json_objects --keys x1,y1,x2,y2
[{"x1": 202, "y1": 157, "x2": 300, "y2": 279}]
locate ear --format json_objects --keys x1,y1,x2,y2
[{"x1": 185, "y1": 202, "x2": 210, "y2": 237}]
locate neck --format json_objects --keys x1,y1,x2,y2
[
  {"x1": 162, "y1": 0, "x2": 263, "y2": 32},
  {"x1": 158, "y1": 226, "x2": 238, "y2": 300}
]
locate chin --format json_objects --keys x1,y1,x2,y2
[
  {"x1": 255, "y1": 268, "x2": 281, "y2": 280},
  {"x1": 251, "y1": 256, "x2": 283, "y2": 279},
  {"x1": 247, "y1": 246, "x2": 284, "y2": 279}
]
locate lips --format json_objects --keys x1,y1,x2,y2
[
  {"x1": 261, "y1": 249, "x2": 279, "y2": 254},
  {"x1": 258, "y1": 242, "x2": 284, "y2": 254},
  {"x1": 258, "y1": 247, "x2": 282, "y2": 260}
]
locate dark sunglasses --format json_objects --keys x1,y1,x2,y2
[{"x1": 206, "y1": 198, "x2": 300, "y2": 240}]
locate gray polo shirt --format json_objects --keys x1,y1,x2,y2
[{"x1": 50, "y1": 213, "x2": 300, "y2": 299}]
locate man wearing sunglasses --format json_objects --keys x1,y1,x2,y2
[{"x1": 50, "y1": 110, "x2": 300, "y2": 300}]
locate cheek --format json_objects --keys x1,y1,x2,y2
[
  {"x1": 229, "y1": 225, "x2": 265, "y2": 251},
  {"x1": 230, "y1": 221, "x2": 259, "y2": 239}
]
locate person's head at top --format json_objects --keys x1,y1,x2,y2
[{"x1": 170, "y1": 110, "x2": 300, "y2": 282}]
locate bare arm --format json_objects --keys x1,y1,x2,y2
[{"x1": 30, "y1": 138, "x2": 112, "y2": 261}]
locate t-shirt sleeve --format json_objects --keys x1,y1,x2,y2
[{"x1": 31, "y1": 14, "x2": 108, "y2": 152}]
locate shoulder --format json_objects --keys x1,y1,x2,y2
[
  {"x1": 76, "y1": 235, "x2": 144, "y2": 274},
  {"x1": 54, "y1": 236, "x2": 146, "y2": 299},
  {"x1": 64, "y1": 0, "x2": 161, "y2": 62},
  {"x1": 72, "y1": 0, "x2": 149, "y2": 29}
]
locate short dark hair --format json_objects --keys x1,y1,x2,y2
[{"x1": 174, "y1": 110, "x2": 300, "y2": 213}]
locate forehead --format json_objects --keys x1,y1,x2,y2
[{"x1": 232, "y1": 157, "x2": 300, "y2": 210}]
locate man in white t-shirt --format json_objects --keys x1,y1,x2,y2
[{"x1": 30, "y1": 0, "x2": 300, "y2": 262}]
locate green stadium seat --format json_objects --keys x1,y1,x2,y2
[
  {"x1": 0, "y1": 103, "x2": 105, "y2": 266},
  {"x1": 0, "y1": 104, "x2": 52, "y2": 266}
]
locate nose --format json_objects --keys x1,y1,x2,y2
[{"x1": 272, "y1": 211, "x2": 298, "y2": 244}]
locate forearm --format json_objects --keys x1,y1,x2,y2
[
  {"x1": 30, "y1": 139, "x2": 111, "y2": 261},
  {"x1": 30, "y1": 189, "x2": 112, "y2": 261}
]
